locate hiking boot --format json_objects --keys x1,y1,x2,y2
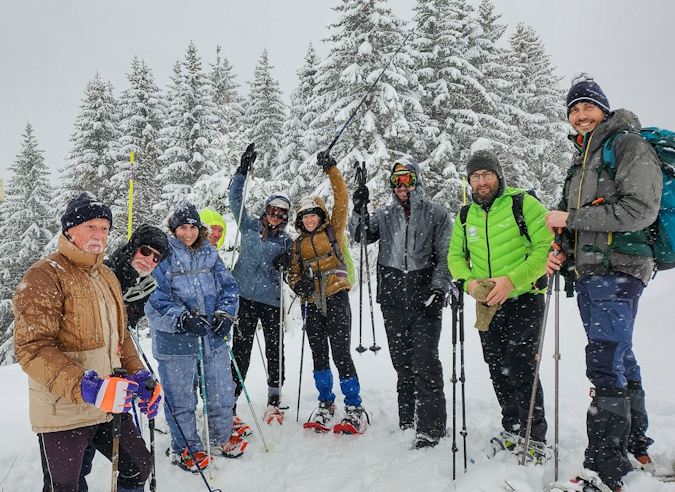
[
  {"x1": 414, "y1": 432, "x2": 440, "y2": 449},
  {"x1": 220, "y1": 433, "x2": 248, "y2": 458},
  {"x1": 169, "y1": 447, "x2": 210, "y2": 473},
  {"x1": 232, "y1": 415, "x2": 252, "y2": 437},
  {"x1": 334, "y1": 405, "x2": 369, "y2": 435},
  {"x1": 519, "y1": 438, "x2": 551, "y2": 465},
  {"x1": 303, "y1": 401, "x2": 335, "y2": 432}
]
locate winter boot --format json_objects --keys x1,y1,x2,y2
[
  {"x1": 169, "y1": 447, "x2": 210, "y2": 473},
  {"x1": 303, "y1": 401, "x2": 335, "y2": 432},
  {"x1": 220, "y1": 433, "x2": 248, "y2": 458},
  {"x1": 414, "y1": 432, "x2": 440, "y2": 450},
  {"x1": 232, "y1": 415, "x2": 252, "y2": 437},
  {"x1": 334, "y1": 405, "x2": 369, "y2": 435},
  {"x1": 488, "y1": 430, "x2": 521, "y2": 458}
]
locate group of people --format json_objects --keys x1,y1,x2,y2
[{"x1": 13, "y1": 73, "x2": 663, "y2": 492}]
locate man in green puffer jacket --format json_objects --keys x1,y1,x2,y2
[{"x1": 448, "y1": 150, "x2": 553, "y2": 462}]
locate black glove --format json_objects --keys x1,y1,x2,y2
[
  {"x1": 353, "y1": 185, "x2": 369, "y2": 213},
  {"x1": 317, "y1": 151, "x2": 336, "y2": 172},
  {"x1": 213, "y1": 311, "x2": 234, "y2": 336},
  {"x1": 423, "y1": 290, "x2": 445, "y2": 320},
  {"x1": 293, "y1": 269, "x2": 316, "y2": 297},
  {"x1": 237, "y1": 143, "x2": 257, "y2": 176},
  {"x1": 273, "y1": 248, "x2": 293, "y2": 271},
  {"x1": 180, "y1": 310, "x2": 211, "y2": 337}
]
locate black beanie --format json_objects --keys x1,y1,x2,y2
[
  {"x1": 61, "y1": 192, "x2": 113, "y2": 232},
  {"x1": 466, "y1": 150, "x2": 503, "y2": 179},
  {"x1": 169, "y1": 200, "x2": 202, "y2": 232},
  {"x1": 566, "y1": 73, "x2": 610, "y2": 114}
]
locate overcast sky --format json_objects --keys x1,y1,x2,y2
[{"x1": 1, "y1": 0, "x2": 674, "y2": 185}]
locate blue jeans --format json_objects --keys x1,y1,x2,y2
[
  {"x1": 575, "y1": 273, "x2": 644, "y2": 389},
  {"x1": 158, "y1": 345, "x2": 236, "y2": 455}
]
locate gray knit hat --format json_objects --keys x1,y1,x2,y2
[{"x1": 466, "y1": 150, "x2": 503, "y2": 179}]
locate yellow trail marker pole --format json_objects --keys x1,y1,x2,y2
[
  {"x1": 462, "y1": 177, "x2": 467, "y2": 206},
  {"x1": 127, "y1": 152, "x2": 135, "y2": 240}
]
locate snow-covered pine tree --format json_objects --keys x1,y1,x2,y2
[
  {"x1": 305, "y1": 0, "x2": 425, "y2": 208},
  {"x1": 506, "y1": 23, "x2": 569, "y2": 208},
  {"x1": 0, "y1": 123, "x2": 55, "y2": 361},
  {"x1": 114, "y1": 57, "x2": 168, "y2": 232},
  {"x1": 242, "y1": 49, "x2": 287, "y2": 182},
  {"x1": 57, "y1": 73, "x2": 122, "y2": 223},
  {"x1": 156, "y1": 41, "x2": 222, "y2": 217},
  {"x1": 276, "y1": 43, "x2": 321, "y2": 204}
]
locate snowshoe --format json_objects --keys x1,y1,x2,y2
[
  {"x1": 264, "y1": 405, "x2": 284, "y2": 425},
  {"x1": 333, "y1": 405, "x2": 369, "y2": 435},
  {"x1": 414, "y1": 432, "x2": 439, "y2": 449},
  {"x1": 220, "y1": 433, "x2": 248, "y2": 459},
  {"x1": 631, "y1": 454, "x2": 675, "y2": 481},
  {"x1": 232, "y1": 415, "x2": 252, "y2": 437},
  {"x1": 545, "y1": 470, "x2": 620, "y2": 492},
  {"x1": 517, "y1": 438, "x2": 552, "y2": 465},
  {"x1": 303, "y1": 401, "x2": 335, "y2": 433},
  {"x1": 168, "y1": 446, "x2": 210, "y2": 473},
  {"x1": 488, "y1": 430, "x2": 520, "y2": 458}
]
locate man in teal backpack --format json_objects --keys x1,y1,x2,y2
[
  {"x1": 447, "y1": 150, "x2": 553, "y2": 463},
  {"x1": 546, "y1": 74, "x2": 664, "y2": 492}
]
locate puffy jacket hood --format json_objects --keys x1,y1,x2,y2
[
  {"x1": 199, "y1": 209, "x2": 227, "y2": 249},
  {"x1": 295, "y1": 195, "x2": 330, "y2": 235}
]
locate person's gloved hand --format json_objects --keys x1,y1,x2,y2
[
  {"x1": 423, "y1": 290, "x2": 445, "y2": 319},
  {"x1": 180, "y1": 310, "x2": 211, "y2": 337},
  {"x1": 213, "y1": 311, "x2": 234, "y2": 336},
  {"x1": 236, "y1": 143, "x2": 257, "y2": 176},
  {"x1": 317, "y1": 151, "x2": 337, "y2": 172},
  {"x1": 81, "y1": 370, "x2": 137, "y2": 413},
  {"x1": 273, "y1": 248, "x2": 293, "y2": 271},
  {"x1": 130, "y1": 370, "x2": 163, "y2": 420},
  {"x1": 293, "y1": 269, "x2": 316, "y2": 297},
  {"x1": 353, "y1": 185, "x2": 370, "y2": 213}
]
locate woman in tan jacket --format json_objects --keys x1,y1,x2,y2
[{"x1": 289, "y1": 152, "x2": 367, "y2": 435}]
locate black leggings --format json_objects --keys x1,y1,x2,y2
[
  {"x1": 305, "y1": 290, "x2": 356, "y2": 379},
  {"x1": 39, "y1": 413, "x2": 151, "y2": 492}
]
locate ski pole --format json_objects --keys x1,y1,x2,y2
[
  {"x1": 553, "y1": 229, "x2": 562, "y2": 480},
  {"x1": 230, "y1": 143, "x2": 255, "y2": 270},
  {"x1": 144, "y1": 379, "x2": 157, "y2": 492},
  {"x1": 363, "y1": 227, "x2": 380, "y2": 354},
  {"x1": 111, "y1": 367, "x2": 127, "y2": 492},
  {"x1": 450, "y1": 281, "x2": 460, "y2": 480},
  {"x1": 197, "y1": 336, "x2": 214, "y2": 481},
  {"x1": 126, "y1": 328, "x2": 221, "y2": 492},
  {"x1": 296, "y1": 301, "x2": 308, "y2": 423},
  {"x1": 521, "y1": 274, "x2": 554, "y2": 466},
  {"x1": 127, "y1": 151, "x2": 134, "y2": 241},
  {"x1": 278, "y1": 266, "x2": 285, "y2": 402},
  {"x1": 354, "y1": 162, "x2": 367, "y2": 354},
  {"x1": 459, "y1": 286, "x2": 468, "y2": 472}
]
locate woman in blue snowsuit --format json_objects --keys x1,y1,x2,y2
[
  {"x1": 146, "y1": 200, "x2": 242, "y2": 473},
  {"x1": 229, "y1": 145, "x2": 293, "y2": 428}
]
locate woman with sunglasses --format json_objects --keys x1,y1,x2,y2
[
  {"x1": 146, "y1": 200, "x2": 244, "y2": 471},
  {"x1": 349, "y1": 158, "x2": 452, "y2": 449},
  {"x1": 228, "y1": 144, "x2": 293, "y2": 428},
  {"x1": 289, "y1": 152, "x2": 367, "y2": 435}
]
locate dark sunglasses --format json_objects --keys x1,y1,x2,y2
[
  {"x1": 139, "y1": 245, "x2": 163, "y2": 264},
  {"x1": 267, "y1": 206, "x2": 288, "y2": 220}
]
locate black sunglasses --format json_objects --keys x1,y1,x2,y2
[{"x1": 139, "y1": 245, "x2": 163, "y2": 264}]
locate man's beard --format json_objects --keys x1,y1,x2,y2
[{"x1": 472, "y1": 183, "x2": 500, "y2": 206}]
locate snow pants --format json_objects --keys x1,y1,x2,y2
[
  {"x1": 231, "y1": 296, "x2": 285, "y2": 400},
  {"x1": 480, "y1": 293, "x2": 548, "y2": 442},
  {"x1": 305, "y1": 290, "x2": 362, "y2": 406},
  {"x1": 381, "y1": 304, "x2": 447, "y2": 440},
  {"x1": 576, "y1": 273, "x2": 653, "y2": 489},
  {"x1": 158, "y1": 345, "x2": 236, "y2": 455},
  {"x1": 39, "y1": 413, "x2": 151, "y2": 492}
]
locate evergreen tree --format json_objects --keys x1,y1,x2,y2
[
  {"x1": 157, "y1": 41, "x2": 222, "y2": 217},
  {"x1": 114, "y1": 57, "x2": 168, "y2": 231},
  {"x1": 57, "y1": 73, "x2": 122, "y2": 217},
  {"x1": 0, "y1": 123, "x2": 54, "y2": 354},
  {"x1": 243, "y1": 49, "x2": 287, "y2": 181},
  {"x1": 507, "y1": 23, "x2": 569, "y2": 207}
]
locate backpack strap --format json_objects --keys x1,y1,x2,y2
[
  {"x1": 324, "y1": 224, "x2": 346, "y2": 266},
  {"x1": 600, "y1": 130, "x2": 632, "y2": 180},
  {"x1": 459, "y1": 204, "x2": 471, "y2": 261},
  {"x1": 511, "y1": 192, "x2": 530, "y2": 243}
]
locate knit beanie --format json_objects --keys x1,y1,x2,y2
[
  {"x1": 170, "y1": 200, "x2": 202, "y2": 232},
  {"x1": 566, "y1": 72, "x2": 610, "y2": 114},
  {"x1": 61, "y1": 192, "x2": 113, "y2": 232},
  {"x1": 466, "y1": 150, "x2": 503, "y2": 179}
]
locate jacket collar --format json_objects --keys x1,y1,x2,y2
[{"x1": 58, "y1": 234, "x2": 105, "y2": 274}]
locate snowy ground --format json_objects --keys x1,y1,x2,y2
[{"x1": 2, "y1": 273, "x2": 675, "y2": 492}]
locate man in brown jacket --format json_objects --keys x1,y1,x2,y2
[{"x1": 13, "y1": 192, "x2": 156, "y2": 492}]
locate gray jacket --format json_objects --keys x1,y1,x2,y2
[
  {"x1": 350, "y1": 158, "x2": 452, "y2": 307},
  {"x1": 559, "y1": 109, "x2": 662, "y2": 285}
]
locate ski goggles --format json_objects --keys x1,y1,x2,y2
[
  {"x1": 267, "y1": 205, "x2": 289, "y2": 220},
  {"x1": 390, "y1": 170, "x2": 417, "y2": 189},
  {"x1": 139, "y1": 245, "x2": 163, "y2": 264}
]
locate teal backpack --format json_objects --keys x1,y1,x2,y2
[{"x1": 600, "y1": 127, "x2": 675, "y2": 271}]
